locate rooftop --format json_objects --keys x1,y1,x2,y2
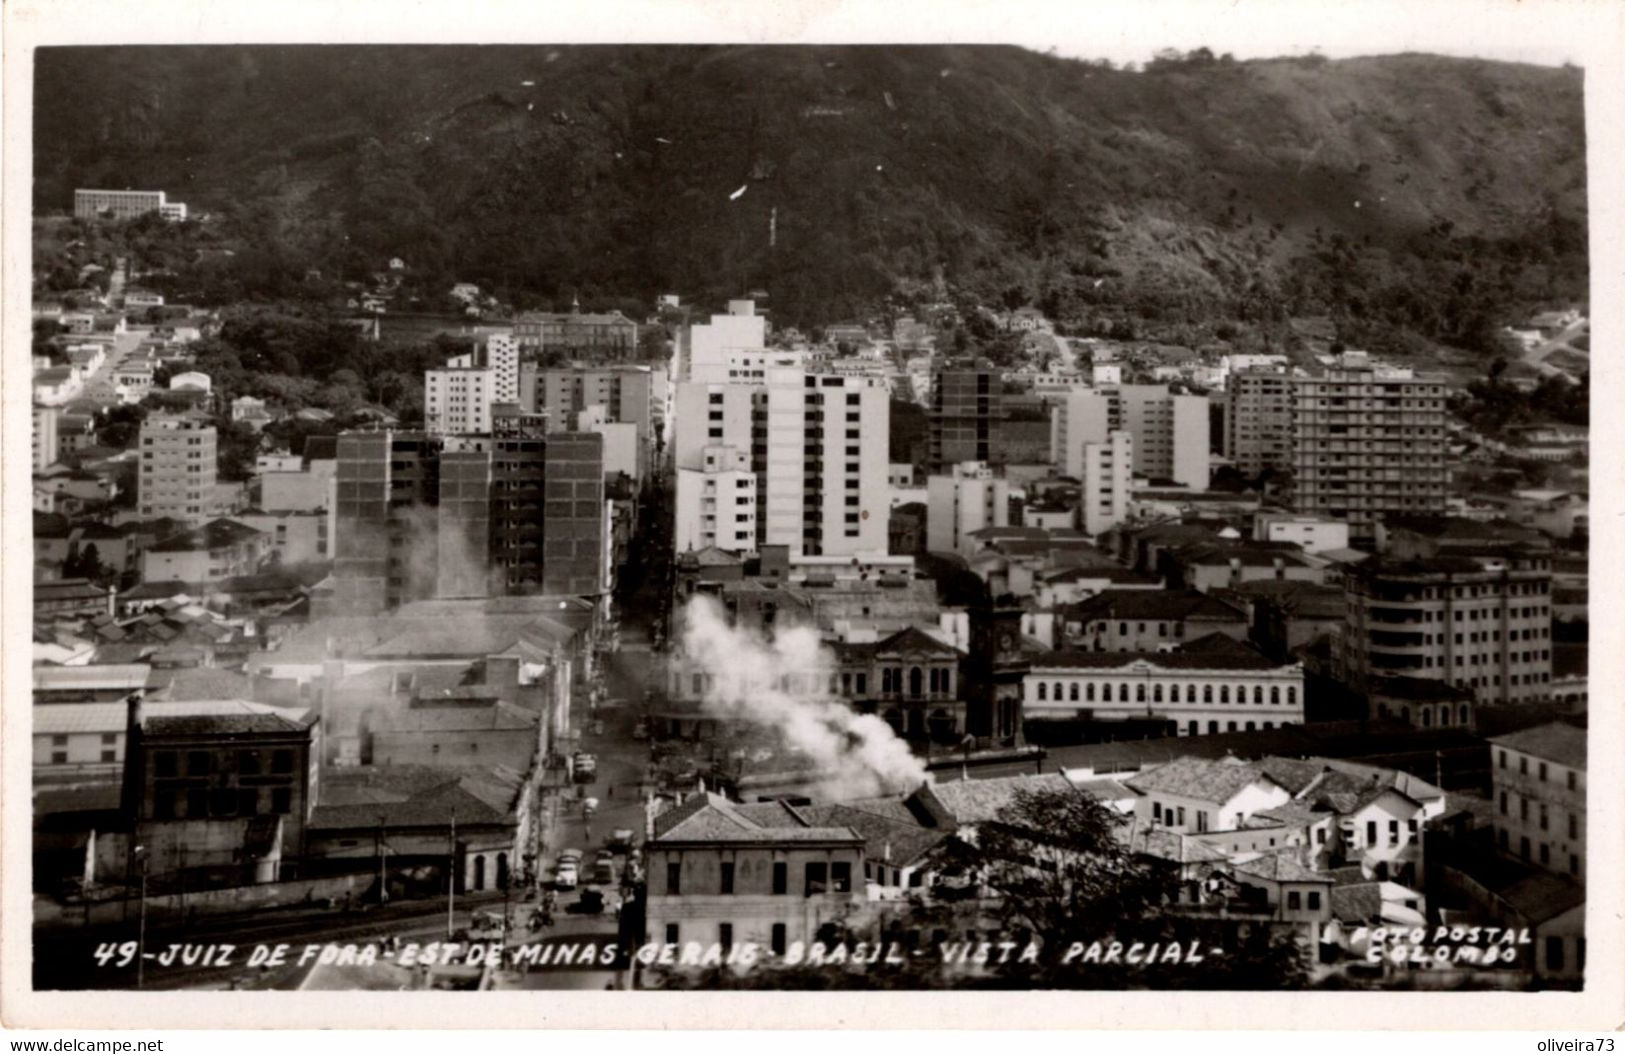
[
  {"x1": 1031, "y1": 632, "x2": 1288, "y2": 673},
  {"x1": 1067, "y1": 589, "x2": 1246, "y2": 624},
  {"x1": 650, "y1": 792, "x2": 862, "y2": 845},
  {"x1": 1125, "y1": 756, "x2": 1282, "y2": 804},
  {"x1": 1488, "y1": 721, "x2": 1587, "y2": 770}
]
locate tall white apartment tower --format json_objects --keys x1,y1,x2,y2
[
  {"x1": 926, "y1": 461, "x2": 1010, "y2": 555},
  {"x1": 1081, "y1": 430, "x2": 1133, "y2": 536},
  {"x1": 486, "y1": 332, "x2": 519, "y2": 405},
  {"x1": 424, "y1": 366, "x2": 495, "y2": 436},
  {"x1": 1052, "y1": 389, "x2": 1113, "y2": 479},
  {"x1": 1117, "y1": 385, "x2": 1209, "y2": 489},
  {"x1": 673, "y1": 366, "x2": 889, "y2": 557},
  {"x1": 675, "y1": 445, "x2": 757, "y2": 553},
  {"x1": 138, "y1": 412, "x2": 217, "y2": 524}
]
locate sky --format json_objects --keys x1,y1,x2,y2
[{"x1": 10, "y1": 0, "x2": 1613, "y2": 69}]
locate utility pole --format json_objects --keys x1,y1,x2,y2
[
  {"x1": 446, "y1": 808, "x2": 457, "y2": 940},
  {"x1": 376, "y1": 814, "x2": 388, "y2": 906},
  {"x1": 134, "y1": 846, "x2": 148, "y2": 990}
]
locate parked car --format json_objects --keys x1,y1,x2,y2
[
  {"x1": 554, "y1": 861, "x2": 578, "y2": 890},
  {"x1": 594, "y1": 849, "x2": 614, "y2": 867},
  {"x1": 583, "y1": 797, "x2": 599, "y2": 817},
  {"x1": 593, "y1": 860, "x2": 615, "y2": 886},
  {"x1": 608, "y1": 829, "x2": 636, "y2": 852}
]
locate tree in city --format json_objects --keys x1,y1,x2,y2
[{"x1": 63, "y1": 543, "x2": 109, "y2": 584}]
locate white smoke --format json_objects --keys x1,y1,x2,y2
[{"x1": 679, "y1": 595, "x2": 929, "y2": 800}]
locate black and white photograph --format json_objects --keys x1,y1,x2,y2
[{"x1": 2, "y1": 0, "x2": 1621, "y2": 1033}]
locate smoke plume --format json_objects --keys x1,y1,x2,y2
[{"x1": 679, "y1": 595, "x2": 929, "y2": 800}]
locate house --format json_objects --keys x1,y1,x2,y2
[
  {"x1": 1160, "y1": 541, "x2": 1326, "y2": 593},
  {"x1": 1488, "y1": 721, "x2": 1585, "y2": 881},
  {"x1": 642, "y1": 792, "x2": 867, "y2": 958},
  {"x1": 168, "y1": 371, "x2": 212, "y2": 393},
  {"x1": 33, "y1": 366, "x2": 84, "y2": 407},
  {"x1": 35, "y1": 578, "x2": 115, "y2": 621},
  {"x1": 141, "y1": 519, "x2": 269, "y2": 585},
  {"x1": 32, "y1": 663, "x2": 167, "y2": 704},
  {"x1": 1126, "y1": 757, "x2": 1292, "y2": 835},
  {"x1": 1033, "y1": 564, "x2": 1161, "y2": 607},
  {"x1": 364, "y1": 697, "x2": 542, "y2": 772}
]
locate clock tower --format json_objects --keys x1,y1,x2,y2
[{"x1": 963, "y1": 606, "x2": 1029, "y2": 746}]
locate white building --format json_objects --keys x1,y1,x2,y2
[
  {"x1": 1119, "y1": 385, "x2": 1210, "y2": 488},
  {"x1": 424, "y1": 366, "x2": 495, "y2": 436},
  {"x1": 138, "y1": 413, "x2": 217, "y2": 524},
  {"x1": 1081, "y1": 430, "x2": 1133, "y2": 536},
  {"x1": 33, "y1": 406, "x2": 60, "y2": 472},
  {"x1": 169, "y1": 371, "x2": 212, "y2": 392},
  {"x1": 675, "y1": 445, "x2": 757, "y2": 553},
  {"x1": 1253, "y1": 511, "x2": 1350, "y2": 553},
  {"x1": 1024, "y1": 634, "x2": 1304, "y2": 736},
  {"x1": 1052, "y1": 389, "x2": 1112, "y2": 479},
  {"x1": 684, "y1": 299, "x2": 769, "y2": 381},
  {"x1": 674, "y1": 366, "x2": 889, "y2": 558},
  {"x1": 486, "y1": 332, "x2": 519, "y2": 405},
  {"x1": 926, "y1": 461, "x2": 1008, "y2": 555}
]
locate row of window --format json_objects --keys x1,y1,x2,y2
[
  {"x1": 1497, "y1": 750, "x2": 1580, "y2": 789},
  {"x1": 152, "y1": 785, "x2": 293, "y2": 820},
  {"x1": 664, "y1": 860, "x2": 853, "y2": 897},
  {"x1": 1032, "y1": 680, "x2": 1298, "y2": 705},
  {"x1": 1496, "y1": 827, "x2": 1583, "y2": 878},
  {"x1": 152, "y1": 748, "x2": 296, "y2": 778},
  {"x1": 1498, "y1": 791, "x2": 1581, "y2": 838}
]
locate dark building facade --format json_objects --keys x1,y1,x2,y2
[{"x1": 929, "y1": 367, "x2": 1003, "y2": 473}]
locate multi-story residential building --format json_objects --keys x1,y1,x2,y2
[
  {"x1": 424, "y1": 363, "x2": 495, "y2": 436},
  {"x1": 682, "y1": 300, "x2": 770, "y2": 381},
  {"x1": 643, "y1": 792, "x2": 867, "y2": 957},
  {"x1": 1253, "y1": 511, "x2": 1350, "y2": 554},
  {"x1": 928, "y1": 366, "x2": 1003, "y2": 473},
  {"x1": 1343, "y1": 548, "x2": 1553, "y2": 706},
  {"x1": 535, "y1": 364, "x2": 665, "y2": 438},
  {"x1": 1080, "y1": 430, "x2": 1133, "y2": 536},
  {"x1": 1287, "y1": 351, "x2": 1449, "y2": 541},
  {"x1": 1489, "y1": 721, "x2": 1585, "y2": 882},
  {"x1": 674, "y1": 368, "x2": 888, "y2": 557},
  {"x1": 926, "y1": 461, "x2": 1008, "y2": 555},
  {"x1": 1024, "y1": 633, "x2": 1304, "y2": 736},
  {"x1": 138, "y1": 413, "x2": 217, "y2": 525},
  {"x1": 1225, "y1": 367, "x2": 1294, "y2": 476},
  {"x1": 675, "y1": 445, "x2": 756, "y2": 554},
  {"x1": 74, "y1": 188, "x2": 187, "y2": 222},
  {"x1": 1053, "y1": 386, "x2": 1208, "y2": 488},
  {"x1": 330, "y1": 425, "x2": 606, "y2": 614}
]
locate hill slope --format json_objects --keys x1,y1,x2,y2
[{"x1": 33, "y1": 45, "x2": 1587, "y2": 331}]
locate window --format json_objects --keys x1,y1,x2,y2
[
  {"x1": 718, "y1": 923, "x2": 733, "y2": 953},
  {"x1": 271, "y1": 787, "x2": 292, "y2": 814},
  {"x1": 665, "y1": 923, "x2": 680, "y2": 946},
  {"x1": 1366, "y1": 821, "x2": 1377, "y2": 845},
  {"x1": 1499, "y1": 791, "x2": 1508, "y2": 815},
  {"x1": 1539, "y1": 762, "x2": 1548, "y2": 782},
  {"x1": 720, "y1": 862, "x2": 735, "y2": 895},
  {"x1": 187, "y1": 751, "x2": 212, "y2": 777},
  {"x1": 770, "y1": 923, "x2": 787, "y2": 956},
  {"x1": 666, "y1": 862, "x2": 681, "y2": 895},
  {"x1": 1037, "y1": 682, "x2": 1047, "y2": 701},
  {"x1": 1153, "y1": 802, "x2": 1163, "y2": 824},
  {"x1": 805, "y1": 862, "x2": 828, "y2": 896},
  {"x1": 1287, "y1": 891, "x2": 1301, "y2": 911},
  {"x1": 240, "y1": 750, "x2": 261, "y2": 775},
  {"x1": 51, "y1": 750, "x2": 68, "y2": 765},
  {"x1": 831, "y1": 862, "x2": 852, "y2": 892},
  {"x1": 772, "y1": 862, "x2": 788, "y2": 895},
  {"x1": 1539, "y1": 843, "x2": 1550, "y2": 866},
  {"x1": 271, "y1": 749, "x2": 294, "y2": 774},
  {"x1": 1519, "y1": 757, "x2": 1528, "y2": 775},
  {"x1": 1567, "y1": 771, "x2": 1577, "y2": 791},
  {"x1": 1546, "y1": 936, "x2": 1564, "y2": 973},
  {"x1": 1569, "y1": 814, "x2": 1578, "y2": 839},
  {"x1": 1540, "y1": 805, "x2": 1549, "y2": 831}
]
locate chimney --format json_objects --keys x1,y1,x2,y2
[{"x1": 119, "y1": 690, "x2": 146, "y2": 820}]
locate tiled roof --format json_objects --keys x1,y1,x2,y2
[
  {"x1": 1043, "y1": 565, "x2": 1159, "y2": 586},
  {"x1": 1121, "y1": 827, "x2": 1228, "y2": 864},
  {"x1": 1073, "y1": 778, "x2": 1136, "y2": 801},
  {"x1": 1329, "y1": 882, "x2": 1384, "y2": 923},
  {"x1": 649, "y1": 792, "x2": 862, "y2": 845},
  {"x1": 918, "y1": 774, "x2": 1075, "y2": 825},
  {"x1": 1031, "y1": 633, "x2": 1284, "y2": 673},
  {"x1": 34, "y1": 700, "x2": 301, "y2": 736},
  {"x1": 1125, "y1": 756, "x2": 1280, "y2": 805},
  {"x1": 1068, "y1": 589, "x2": 1245, "y2": 623},
  {"x1": 1230, "y1": 851, "x2": 1331, "y2": 883},
  {"x1": 311, "y1": 765, "x2": 526, "y2": 829},
  {"x1": 873, "y1": 625, "x2": 962, "y2": 658},
  {"x1": 144, "y1": 703, "x2": 317, "y2": 737},
  {"x1": 33, "y1": 664, "x2": 160, "y2": 691},
  {"x1": 1488, "y1": 721, "x2": 1587, "y2": 770},
  {"x1": 370, "y1": 700, "x2": 540, "y2": 734},
  {"x1": 1496, "y1": 872, "x2": 1586, "y2": 925},
  {"x1": 149, "y1": 518, "x2": 264, "y2": 553},
  {"x1": 796, "y1": 803, "x2": 946, "y2": 867},
  {"x1": 1173, "y1": 542, "x2": 1316, "y2": 568}
]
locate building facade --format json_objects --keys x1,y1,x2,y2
[
  {"x1": 1081, "y1": 430, "x2": 1133, "y2": 536},
  {"x1": 74, "y1": 188, "x2": 186, "y2": 222},
  {"x1": 1225, "y1": 368, "x2": 1294, "y2": 476},
  {"x1": 138, "y1": 413, "x2": 217, "y2": 525},
  {"x1": 926, "y1": 461, "x2": 1008, "y2": 555},
  {"x1": 929, "y1": 367, "x2": 1003, "y2": 473},
  {"x1": 1288, "y1": 352, "x2": 1449, "y2": 541},
  {"x1": 1344, "y1": 550, "x2": 1553, "y2": 706}
]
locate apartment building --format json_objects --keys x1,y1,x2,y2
[
  {"x1": 926, "y1": 461, "x2": 1008, "y2": 555},
  {"x1": 1053, "y1": 385, "x2": 1208, "y2": 488},
  {"x1": 1225, "y1": 367, "x2": 1294, "y2": 476},
  {"x1": 330, "y1": 428, "x2": 606, "y2": 614},
  {"x1": 1343, "y1": 549, "x2": 1553, "y2": 705},
  {"x1": 675, "y1": 446, "x2": 757, "y2": 553},
  {"x1": 1288, "y1": 351, "x2": 1449, "y2": 541},
  {"x1": 1080, "y1": 430, "x2": 1133, "y2": 536},
  {"x1": 138, "y1": 413, "x2": 217, "y2": 525},
  {"x1": 424, "y1": 365, "x2": 495, "y2": 436},
  {"x1": 674, "y1": 367, "x2": 888, "y2": 558},
  {"x1": 928, "y1": 367, "x2": 1003, "y2": 473}
]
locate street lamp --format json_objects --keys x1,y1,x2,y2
[{"x1": 133, "y1": 845, "x2": 148, "y2": 990}]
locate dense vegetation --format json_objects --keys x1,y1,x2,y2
[{"x1": 35, "y1": 46, "x2": 1586, "y2": 350}]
